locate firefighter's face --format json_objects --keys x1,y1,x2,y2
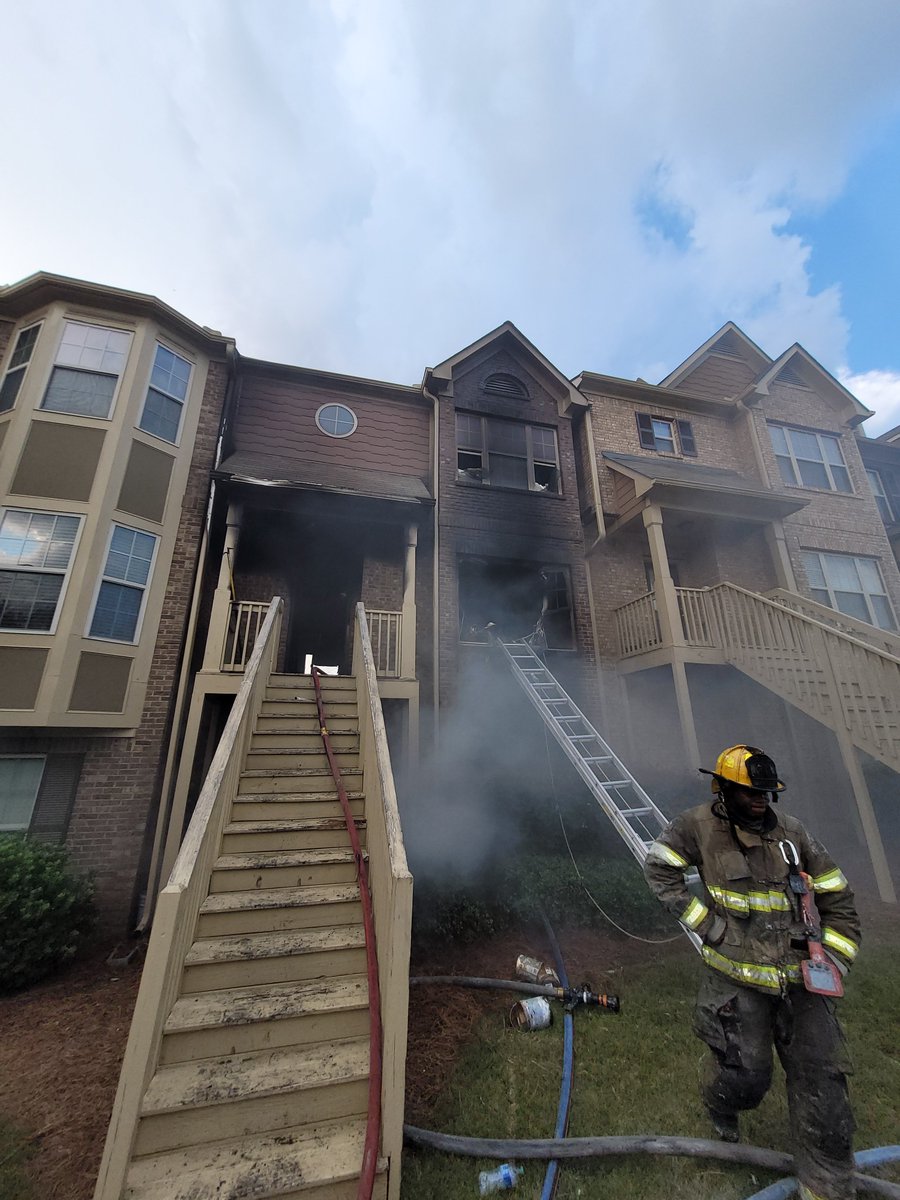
[{"x1": 730, "y1": 784, "x2": 770, "y2": 818}]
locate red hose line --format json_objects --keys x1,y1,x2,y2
[{"x1": 312, "y1": 668, "x2": 383, "y2": 1200}]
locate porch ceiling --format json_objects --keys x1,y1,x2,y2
[
  {"x1": 603, "y1": 451, "x2": 808, "y2": 529},
  {"x1": 216, "y1": 452, "x2": 433, "y2": 506}
]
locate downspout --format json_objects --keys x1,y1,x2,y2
[
  {"x1": 135, "y1": 341, "x2": 241, "y2": 931},
  {"x1": 422, "y1": 369, "x2": 441, "y2": 740}
]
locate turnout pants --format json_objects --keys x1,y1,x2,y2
[{"x1": 693, "y1": 969, "x2": 856, "y2": 1200}]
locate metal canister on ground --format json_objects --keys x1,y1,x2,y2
[
  {"x1": 515, "y1": 954, "x2": 560, "y2": 987},
  {"x1": 510, "y1": 995, "x2": 552, "y2": 1030}
]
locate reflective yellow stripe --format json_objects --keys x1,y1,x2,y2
[
  {"x1": 813, "y1": 868, "x2": 848, "y2": 893},
  {"x1": 707, "y1": 886, "x2": 749, "y2": 915},
  {"x1": 708, "y1": 886, "x2": 790, "y2": 914},
  {"x1": 647, "y1": 841, "x2": 689, "y2": 869},
  {"x1": 702, "y1": 947, "x2": 801, "y2": 990},
  {"x1": 822, "y1": 927, "x2": 858, "y2": 962},
  {"x1": 681, "y1": 897, "x2": 709, "y2": 930}
]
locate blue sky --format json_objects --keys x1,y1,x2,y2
[{"x1": 4, "y1": 0, "x2": 900, "y2": 431}]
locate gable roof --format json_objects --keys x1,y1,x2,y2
[
  {"x1": 427, "y1": 320, "x2": 587, "y2": 414},
  {"x1": 748, "y1": 345, "x2": 872, "y2": 426},
  {"x1": 659, "y1": 322, "x2": 771, "y2": 390}
]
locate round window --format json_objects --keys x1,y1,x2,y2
[{"x1": 315, "y1": 403, "x2": 358, "y2": 438}]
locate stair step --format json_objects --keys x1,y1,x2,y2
[
  {"x1": 182, "y1": 926, "x2": 367, "y2": 992},
  {"x1": 251, "y1": 729, "x2": 359, "y2": 750},
  {"x1": 222, "y1": 817, "x2": 365, "y2": 853},
  {"x1": 199, "y1": 882, "x2": 362, "y2": 936},
  {"x1": 125, "y1": 1117, "x2": 386, "y2": 1199},
  {"x1": 160, "y1": 974, "x2": 369, "y2": 1064},
  {"x1": 210, "y1": 849, "x2": 360, "y2": 892},
  {"x1": 245, "y1": 747, "x2": 361, "y2": 770},
  {"x1": 269, "y1": 673, "x2": 357, "y2": 690},
  {"x1": 232, "y1": 792, "x2": 365, "y2": 820},
  {"x1": 136, "y1": 1037, "x2": 370, "y2": 1154},
  {"x1": 240, "y1": 768, "x2": 363, "y2": 794},
  {"x1": 259, "y1": 698, "x2": 359, "y2": 718}
]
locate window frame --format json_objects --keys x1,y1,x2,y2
[
  {"x1": 39, "y1": 319, "x2": 133, "y2": 422},
  {"x1": 455, "y1": 411, "x2": 561, "y2": 495},
  {"x1": 0, "y1": 507, "x2": 83, "y2": 635},
  {"x1": 0, "y1": 755, "x2": 46, "y2": 833},
  {"x1": 635, "y1": 412, "x2": 697, "y2": 457},
  {"x1": 315, "y1": 403, "x2": 358, "y2": 439},
  {"x1": 768, "y1": 423, "x2": 853, "y2": 494},
  {"x1": 86, "y1": 522, "x2": 159, "y2": 644},
  {"x1": 866, "y1": 468, "x2": 895, "y2": 524},
  {"x1": 801, "y1": 549, "x2": 896, "y2": 631},
  {"x1": 0, "y1": 321, "x2": 43, "y2": 414},
  {"x1": 138, "y1": 341, "x2": 193, "y2": 446}
]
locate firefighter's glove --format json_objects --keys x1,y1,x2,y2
[
  {"x1": 703, "y1": 915, "x2": 727, "y2": 947},
  {"x1": 824, "y1": 950, "x2": 849, "y2": 978}
]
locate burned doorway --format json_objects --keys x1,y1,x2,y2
[{"x1": 457, "y1": 555, "x2": 574, "y2": 648}]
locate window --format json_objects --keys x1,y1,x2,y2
[
  {"x1": 769, "y1": 425, "x2": 851, "y2": 493},
  {"x1": 0, "y1": 323, "x2": 42, "y2": 413},
  {"x1": 636, "y1": 413, "x2": 697, "y2": 456},
  {"x1": 0, "y1": 510, "x2": 81, "y2": 632},
  {"x1": 866, "y1": 469, "x2": 895, "y2": 524},
  {"x1": 139, "y1": 344, "x2": 192, "y2": 443},
  {"x1": 0, "y1": 757, "x2": 45, "y2": 831},
  {"x1": 456, "y1": 412, "x2": 560, "y2": 493},
  {"x1": 801, "y1": 550, "x2": 896, "y2": 631},
  {"x1": 41, "y1": 321, "x2": 131, "y2": 419},
  {"x1": 89, "y1": 524, "x2": 158, "y2": 642},
  {"x1": 315, "y1": 403, "x2": 357, "y2": 438}
]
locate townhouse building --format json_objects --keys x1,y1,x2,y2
[{"x1": 3, "y1": 272, "x2": 899, "y2": 937}]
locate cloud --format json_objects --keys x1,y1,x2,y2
[
  {"x1": 3, "y1": 0, "x2": 900, "y2": 387},
  {"x1": 840, "y1": 370, "x2": 900, "y2": 437}
]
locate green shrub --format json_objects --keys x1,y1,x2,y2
[{"x1": 0, "y1": 836, "x2": 96, "y2": 992}]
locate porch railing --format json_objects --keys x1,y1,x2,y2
[
  {"x1": 94, "y1": 599, "x2": 284, "y2": 1200},
  {"x1": 221, "y1": 600, "x2": 269, "y2": 672},
  {"x1": 615, "y1": 582, "x2": 900, "y2": 775},
  {"x1": 353, "y1": 604, "x2": 413, "y2": 1198},
  {"x1": 365, "y1": 609, "x2": 402, "y2": 678}
]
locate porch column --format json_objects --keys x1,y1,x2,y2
[
  {"x1": 643, "y1": 504, "x2": 700, "y2": 770},
  {"x1": 400, "y1": 524, "x2": 417, "y2": 678},
  {"x1": 765, "y1": 519, "x2": 798, "y2": 592},
  {"x1": 202, "y1": 503, "x2": 242, "y2": 672}
]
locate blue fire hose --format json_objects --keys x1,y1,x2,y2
[
  {"x1": 540, "y1": 911, "x2": 574, "y2": 1200},
  {"x1": 743, "y1": 1146, "x2": 900, "y2": 1200}
]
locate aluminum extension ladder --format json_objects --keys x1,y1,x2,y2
[{"x1": 497, "y1": 638, "x2": 702, "y2": 948}]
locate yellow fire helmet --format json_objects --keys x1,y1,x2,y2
[{"x1": 699, "y1": 744, "x2": 786, "y2": 795}]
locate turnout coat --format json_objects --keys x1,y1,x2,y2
[{"x1": 643, "y1": 801, "x2": 860, "y2": 993}]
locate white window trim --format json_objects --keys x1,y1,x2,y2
[
  {"x1": 40, "y1": 319, "x2": 133, "y2": 423},
  {"x1": 0, "y1": 507, "x2": 84, "y2": 635},
  {"x1": 137, "y1": 341, "x2": 194, "y2": 447},
  {"x1": 0, "y1": 321, "x2": 43, "y2": 413},
  {"x1": 0, "y1": 754, "x2": 46, "y2": 832},
  {"x1": 315, "y1": 403, "x2": 358, "y2": 439},
  {"x1": 802, "y1": 549, "x2": 896, "y2": 631},
  {"x1": 866, "y1": 469, "x2": 894, "y2": 523},
  {"x1": 769, "y1": 423, "x2": 853, "y2": 494},
  {"x1": 85, "y1": 522, "x2": 159, "y2": 645}
]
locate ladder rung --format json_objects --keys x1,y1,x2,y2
[
  {"x1": 597, "y1": 779, "x2": 631, "y2": 788},
  {"x1": 570, "y1": 734, "x2": 598, "y2": 741},
  {"x1": 554, "y1": 715, "x2": 581, "y2": 721},
  {"x1": 618, "y1": 807, "x2": 652, "y2": 817},
  {"x1": 582, "y1": 755, "x2": 613, "y2": 764}
]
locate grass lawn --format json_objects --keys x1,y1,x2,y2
[
  {"x1": 0, "y1": 1120, "x2": 35, "y2": 1200},
  {"x1": 402, "y1": 939, "x2": 900, "y2": 1199}
]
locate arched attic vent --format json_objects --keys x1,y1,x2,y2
[{"x1": 483, "y1": 372, "x2": 529, "y2": 399}]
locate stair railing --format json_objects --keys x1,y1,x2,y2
[
  {"x1": 352, "y1": 603, "x2": 413, "y2": 1200},
  {"x1": 94, "y1": 598, "x2": 284, "y2": 1200}
]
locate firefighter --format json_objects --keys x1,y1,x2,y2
[{"x1": 643, "y1": 745, "x2": 861, "y2": 1200}]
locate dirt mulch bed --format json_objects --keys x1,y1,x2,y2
[{"x1": 0, "y1": 940, "x2": 145, "y2": 1200}]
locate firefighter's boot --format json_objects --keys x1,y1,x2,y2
[{"x1": 707, "y1": 1108, "x2": 740, "y2": 1143}]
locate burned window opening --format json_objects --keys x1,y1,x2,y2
[
  {"x1": 455, "y1": 411, "x2": 561, "y2": 494},
  {"x1": 458, "y1": 556, "x2": 574, "y2": 649}
]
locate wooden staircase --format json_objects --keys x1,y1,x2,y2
[{"x1": 118, "y1": 673, "x2": 386, "y2": 1199}]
